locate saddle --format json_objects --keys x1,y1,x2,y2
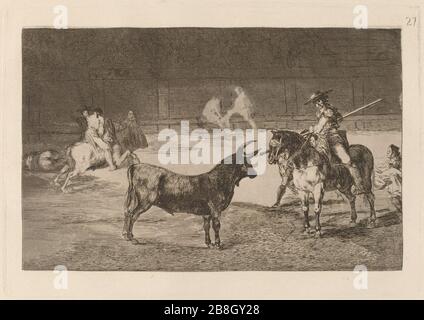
[
  {"x1": 336, "y1": 130, "x2": 349, "y2": 150},
  {"x1": 304, "y1": 130, "x2": 352, "y2": 180}
]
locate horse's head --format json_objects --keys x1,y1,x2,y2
[{"x1": 268, "y1": 130, "x2": 304, "y2": 165}]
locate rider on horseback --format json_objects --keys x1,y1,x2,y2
[
  {"x1": 304, "y1": 90, "x2": 366, "y2": 195},
  {"x1": 85, "y1": 108, "x2": 117, "y2": 171}
]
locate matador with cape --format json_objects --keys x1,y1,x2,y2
[{"x1": 115, "y1": 110, "x2": 148, "y2": 152}]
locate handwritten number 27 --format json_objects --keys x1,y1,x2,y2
[{"x1": 406, "y1": 17, "x2": 417, "y2": 26}]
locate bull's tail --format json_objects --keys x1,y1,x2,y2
[{"x1": 125, "y1": 164, "x2": 139, "y2": 213}]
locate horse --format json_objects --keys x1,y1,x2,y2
[
  {"x1": 267, "y1": 129, "x2": 375, "y2": 237},
  {"x1": 53, "y1": 119, "x2": 119, "y2": 192},
  {"x1": 53, "y1": 142, "x2": 109, "y2": 192}
]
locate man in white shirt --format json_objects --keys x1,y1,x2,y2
[
  {"x1": 222, "y1": 86, "x2": 257, "y2": 129},
  {"x1": 201, "y1": 96, "x2": 225, "y2": 129},
  {"x1": 85, "y1": 108, "x2": 116, "y2": 170}
]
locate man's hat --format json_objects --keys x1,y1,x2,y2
[
  {"x1": 389, "y1": 144, "x2": 400, "y2": 155},
  {"x1": 77, "y1": 105, "x2": 91, "y2": 113},
  {"x1": 304, "y1": 89, "x2": 333, "y2": 105},
  {"x1": 93, "y1": 107, "x2": 104, "y2": 115}
]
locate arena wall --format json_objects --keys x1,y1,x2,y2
[{"x1": 22, "y1": 28, "x2": 402, "y2": 143}]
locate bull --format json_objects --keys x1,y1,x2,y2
[{"x1": 122, "y1": 142, "x2": 259, "y2": 248}]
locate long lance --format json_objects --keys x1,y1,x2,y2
[
  {"x1": 341, "y1": 98, "x2": 383, "y2": 118},
  {"x1": 270, "y1": 98, "x2": 384, "y2": 141},
  {"x1": 294, "y1": 98, "x2": 384, "y2": 138}
]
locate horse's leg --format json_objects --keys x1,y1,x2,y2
[
  {"x1": 335, "y1": 190, "x2": 344, "y2": 201},
  {"x1": 203, "y1": 216, "x2": 212, "y2": 248},
  {"x1": 122, "y1": 211, "x2": 130, "y2": 238},
  {"x1": 340, "y1": 188, "x2": 357, "y2": 225},
  {"x1": 299, "y1": 190, "x2": 311, "y2": 234},
  {"x1": 53, "y1": 164, "x2": 69, "y2": 186},
  {"x1": 61, "y1": 169, "x2": 78, "y2": 193},
  {"x1": 313, "y1": 182, "x2": 325, "y2": 237},
  {"x1": 61, "y1": 172, "x2": 71, "y2": 193}
]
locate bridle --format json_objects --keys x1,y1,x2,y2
[{"x1": 270, "y1": 132, "x2": 312, "y2": 165}]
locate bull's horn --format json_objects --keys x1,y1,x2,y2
[
  {"x1": 259, "y1": 150, "x2": 269, "y2": 156},
  {"x1": 244, "y1": 148, "x2": 261, "y2": 158},
  {"x1": 236, "y1": 140, "x2": 256, "y2": 155},
  {"x1": 243, "y1": 140, "x2": 256, "y2": 149}
]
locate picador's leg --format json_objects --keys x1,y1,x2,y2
[
  {"x1": 313, "y1": 183, "x2": 325, "y2": 237},
  {"x1": 105, "y1": 150, "x2": 116, "y2": 171},
  {"x1": 347, "y1": 162, "x2": 366, "y2": 195},
  {"x1": 203, "y1": 216, "x2": 212, "y2": 248},
  {"x1": 333, "y1": 144, "x2": 366, "y2": 195},
  {"x1": 94, "y1": 138, "x2": 116, "y2": 171}
]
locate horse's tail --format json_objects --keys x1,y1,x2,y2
[
  {"x1": 361, "y1": 146, "x2": 375, "y2": 203},
  {"x1": 65, "y1": 145, "x2": 76, "y2": 171},
  {"x1": 124, "y1": 164, "x2": 139, "y2": 213}
]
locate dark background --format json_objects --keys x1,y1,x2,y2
[{"x1": 22, "y1": 28, "x2": 402, "y2": 143}]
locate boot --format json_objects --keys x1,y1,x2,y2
[{"x1": 347, "y1": 162, "x2": 366, "y2": 195}]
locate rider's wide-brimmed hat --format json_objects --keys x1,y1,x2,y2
[
  {"x1": 77, "y1": 105, "x2": 91, "y2": 113},
  {"x1": 93, "y1": 107, "x2": 104, "y2": 115},
  {"x1": 304, "y1": 89, "x2": 333, "y2": 105}
]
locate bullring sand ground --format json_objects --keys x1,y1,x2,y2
[{"x1": 22, "y1": 131, "x2": 402, "y2": 271}]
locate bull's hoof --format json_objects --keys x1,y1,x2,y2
[
  {"x1": 206, "y1": 243, "x2": 213, "y2": 249},
  {"x1": 314, "y1": 230, "x2": 322, "y2": 238},
  {"x1": 131, "y1": 238, "x2": 140, "y2": 245}
]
